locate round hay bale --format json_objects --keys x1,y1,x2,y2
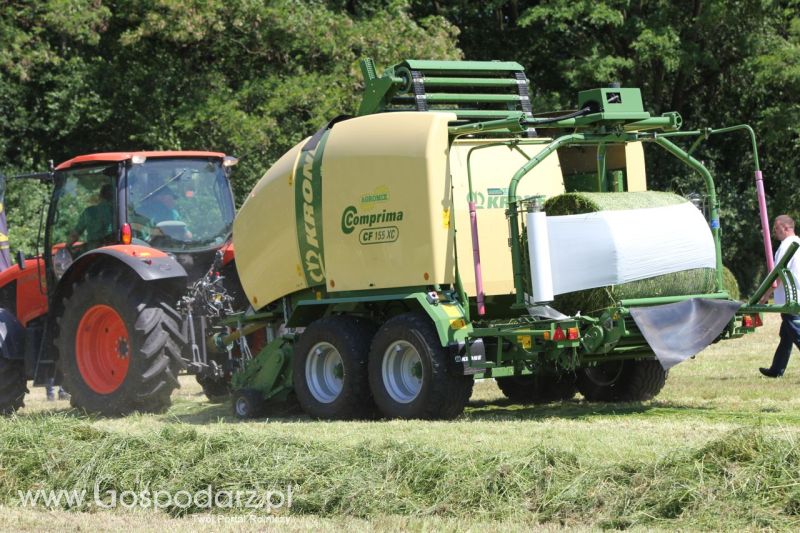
[
  {"x1": 722, "y1": 265, "x2": 740, "y2": 301},
  {"x1": 541, "y1": 192, "x2": 718, "y2": 315}
]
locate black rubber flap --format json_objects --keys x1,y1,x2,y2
[{"x1": 629, "y1": 298, "x2": 742, "y2": 370}]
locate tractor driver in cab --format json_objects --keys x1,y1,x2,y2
[
  {"x1": 69, "y1": 183, "x2": 114, "y2": 251},
  {"x1": 138, "y1": 185, "x2": 182, "y2": 224},
  {"x1": 129, "y1": 171, "x2": 192, "y2": 244}
]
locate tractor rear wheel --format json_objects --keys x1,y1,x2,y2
[
  {"x1": 57, "y1": 269, "x2": 186, "y2": 415},
  {"x1": 292, "y1": 316, "x2": 376, "y2": 420},
  {"x1": 496, "y1": 373, "x2": 576, "y2": 404},
  {"x1": 576, "y1": 359, "x2": 667, "y2": 402},
  {"x1": 368, "y1": 313, "x2": 474, "y2": 420},
  {"x1": 0, "y1": 357, "x2": 27, "y2": 414}
]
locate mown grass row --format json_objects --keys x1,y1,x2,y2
[{"x1": 2, "y1": 414, "x2": 799, "y2": 529}]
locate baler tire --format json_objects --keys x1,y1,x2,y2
[
  {"x1": 496, "y1": 373, "x2": 576, "y2": 404},
  {"x1": 619, "y1": 359, "x2": 668, "y2": 401},
  {"x1": 232, "y1": 389, "x2": 265, "y2": 419},
  {"x1": 577, "y1": 359, "x2": 667, "y2": 402},
  {"x1": 0, "y1": 357, "x2": 27, "y2": 414},
  {"x1": 57, "y1": 269, "x2": 186, "y2": 416},
  {"x1": 196, "y1": 375, "x2": 231, "y2": 403},
  {"x1": 292, "y1": 316, "x2": 376, "y2": 420},
  {"x1": 368, "y1": 313, "x2": 473, "y2": 420}
]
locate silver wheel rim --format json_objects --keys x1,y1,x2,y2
[
  {"x1": 235, "y1": 397, "x2": 249, "y2": 417},
  {"x1": 305, "y1": 342, "x2": 344, "y2": 403},
  {"x1": 382, "y1": 340, "x2": 423, "y2": 404}
]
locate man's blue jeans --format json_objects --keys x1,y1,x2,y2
[{"x1": 768, "y1": 314, "x2": 800, "y2": 375}]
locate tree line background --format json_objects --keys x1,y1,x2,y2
[{"x1": 1, "y1": 0, "x2": 798, "y2": 293}]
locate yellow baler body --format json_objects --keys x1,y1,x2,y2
[{"x1": 234, "y1": 112, "x2": 645, "y2": 309}]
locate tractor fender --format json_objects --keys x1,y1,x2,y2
[
  {"x1": 0, "y1": 308, "x2": 25, "y2": 360},
  {"x1": 58, "y1": 245, "x2": 187, "y2": 294}
]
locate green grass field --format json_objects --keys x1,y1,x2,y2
[{"x1": 3, "y1": 313, "x2": 800, "y2": 531}]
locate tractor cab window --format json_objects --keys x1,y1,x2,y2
[
  {"x1": 50, "y1": 165, "x2": 118, "y2": 276},
  {"x1": 125, "y1": 158, "x2": 234, "y2": 252}
]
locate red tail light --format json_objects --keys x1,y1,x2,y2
[
  {"x1": 754, "y1": 314, "x2": 763, "y2": 327},
  {"x1": 121, "y1": 223, "x2": 132, "y2": 245},
  {"x1": 553, "y1": 326, "x2": 566, "y2": 341},
  {"x1": 567, "y1": 327, "x2": 579, "y2": 340},
  {"x1": 742, "y1": 315, "x2": 753, "y2": 328}
]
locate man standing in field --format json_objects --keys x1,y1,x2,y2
[{"x1": 759, "y1": 214, "x2": 800, "y2": 377}]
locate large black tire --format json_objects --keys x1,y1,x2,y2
[
  {"x1": 496, "y1": 373, "x2": 576, "y2": 404},
  {"x1": 577, "y1": 359, "x2": 667, "y2": 402},
  {"x1": 0, "y1": 357, "x2": 27, "y2": 414},
  {"x1": 292, "y1": 316, "x2": 376, "y2": 420},
  {"x1": 196, "y1": 375, "x2": 230, "y2": 403},
  {"x1": 57, "y1": 269, "x2": 186, "y2": 415},
  {"x1": 368, "y1": 313, "x2": 474, "y2": 420}
]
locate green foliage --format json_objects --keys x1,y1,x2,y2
[{"x1": 0, "y1": 0, "x2": 460, "y2": 251}]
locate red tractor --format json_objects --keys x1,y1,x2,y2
[{"x1": 0, "y1": 151, "x2": 244, "y2": 415}]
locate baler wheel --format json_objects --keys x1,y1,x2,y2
[
  {"x1": 57, "y1": 269, "x2": 186, "y2": 415},
  {"x1": 292, "y1": 316, "x2": 376, "y2": 420},
  {"x1": 577, "y1": 359, "x2": 667, "y2": 402},
  {"x1": 496, "y1": 373, "x2": 576, "y2": 404},
  {"x1": 232, "y1": 389, "x2": 265, "y2": 419},
  {"x1": 368, "y1": 313, "x2": 473, "y2": 420},
  {"x1": 0, "y1": 357, "x2": 27, "y2": 414}
]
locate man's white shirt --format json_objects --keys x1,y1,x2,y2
[{"x1": 773, "y1": 235, "x2": 800, "y2": 305}]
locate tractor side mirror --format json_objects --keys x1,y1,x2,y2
[{"x1": 16, "y1": 250, "x2": 24, "y2": 270}]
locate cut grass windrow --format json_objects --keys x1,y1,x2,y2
[{"x1": 2, "y1": 414, "x2": 800, "y2": 530}]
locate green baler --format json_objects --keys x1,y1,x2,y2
[{"x1": 204, "y1": 58, "x2": 797, "y2": 420}]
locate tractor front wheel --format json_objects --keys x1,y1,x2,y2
[
  {"x1": 0, "y1": 357, "x2": 27, "y2": 414},
  {"x1": 57, "y1": 269, "x2": 186, "y2": 415}
]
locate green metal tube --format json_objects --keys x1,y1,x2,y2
[
  {"x1": 596, "y1": 143, "x2": 607, "y2": 191},
  {"x1": 466, "y1": 142, "x2": 517, "y2": 200},
  {"x1": 708, "y1": 124, "x2": 761, "y2": 171},
  {"x1": 620, "y1": 292, "x2": 730, "y2": 307},
  {"x1": 653, "y1": 125, "x2": 760, "y2": 171},
  {"x1": 507, "y1": 134, "x2": 583, "y2": 305},
  {"x1": 448, "y1": 115, "x2": 526, "y2": 136},
  {"x1": 621, "y1": 114, "x2": 682, "y2": 132},
  {"x1": 425, "y1": 93, "x2": 522, "y2": 103},
  {"x1": 422, "y1": 77, "x2": 521, "y2": 87},
  {"x1": 653, "y1": 136, "x2": 724, "y2": 291},
  {"x1": 686, "y1": 131, "x2": 708, "y2": 157},
  {"x1": 746, "y1": 241, "x2": 799, "y2": 305}
]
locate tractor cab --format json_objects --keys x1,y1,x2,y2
[{"x1": 47, "y1": 151, "x2": 237, "y2": 282}]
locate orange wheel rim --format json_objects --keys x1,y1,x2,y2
[{"x1": 75, "y1": 304, "x2": 130, "y2": 394}]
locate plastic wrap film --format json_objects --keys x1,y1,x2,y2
[
  {"x1": 545, "y1": 202, "x2": 716, "y2": 296},
  {"x1": 525, "y1": 210, "x2": 554, "y2": 303}
]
